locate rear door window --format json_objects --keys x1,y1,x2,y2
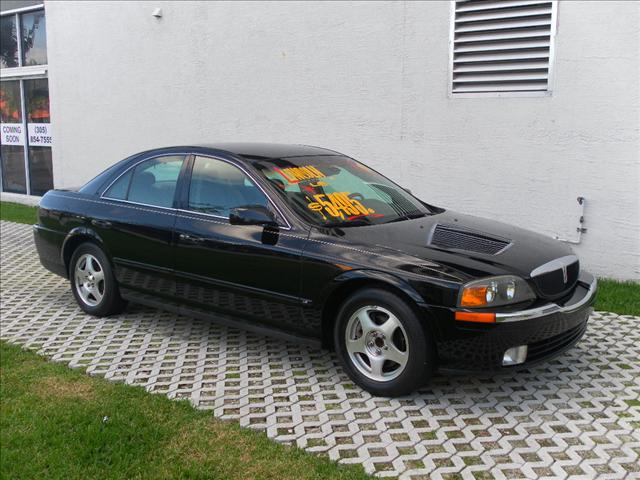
[{"x1": 104, "y1": 155, "x2": 185, "y2": 208}]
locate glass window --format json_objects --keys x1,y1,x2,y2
[
  {"x1": 103, "y1": 169, "x2": 133, "y2": 200},
  {"x1": 127, "y1": 156, "x2": 185, "y2": 207},
  {"x1": 24, "y1": 78, "x2": 49, "y2": 123},
  {"x1": 0, "y1": 9, "x2": 52, "y2": 197},
  {"x1": 0, "y1": 145, "x2": 26, "y2": 193},
  {"x1": 0, "y1": 15, "x2": 18, "y2": 68},
  {"x1": 1, "y1": 80, "x2": 26, "y2": 193},
  {"x1": 251, "y1": 155, "x2": 431, "y2": 227},
  {"x1": 188, "y1": 156, "x2": 269, "y2": 217},
  {"x1": 0, "y1": 80, "x2": 22, "y2": 123},
  {"x1": 21, "y1": 10, "x2": 47, "y2": 66},
  {"x1": 28, "y1": 147, "x2": 52, "y2": 195},
  {"x1": 23, "y1": 79, "x2": 52, "y2": 194}
]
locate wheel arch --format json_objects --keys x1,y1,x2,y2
[
  {"x1": 320, "y1": 270, "x2": 431, "y2": 350},
  {"x1": 61, "y1": 227, "x2": 109, "y2": 276}
]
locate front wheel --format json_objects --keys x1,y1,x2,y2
[
  {"x1": 334, "y1": 288, "x2": 434, "y2": 397},
  {"x1": 70, "y1": 242, "x2": 126, "y2": 317}
]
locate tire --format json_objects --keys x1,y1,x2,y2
[
  {"x1": 69, "y1": 242, "x2": 126, "y2": 317},
  {"x1": 334, "y1": 288, "x2": 434, "y2": 397}
]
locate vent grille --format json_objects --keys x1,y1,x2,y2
[
  {"x1": 430, "y1": 224, "x2": 510, "y2": 255},
  {"x1": 532, "y1": 260, "x2": 579, "y2": 298},
  {"x1": 451, "y1": 0, "x2": 556, "y2": 94}
]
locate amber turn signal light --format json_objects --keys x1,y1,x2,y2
[
  {"x1": 455, "y1": 311, "x2": 496, "y2": 323},
  {"x1": 460, "y1": 285, "x2": 489, "y2": 307}
]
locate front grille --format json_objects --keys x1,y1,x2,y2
[
  {"x1": 527, "y1": 321, "x2": 587, "y2": 363},
  {"x1": 430, "y1": 224, "x2": 510, "y2": 255},
  {"x1": 532, "y1": 260, "x2": 579, "y2": 298}
]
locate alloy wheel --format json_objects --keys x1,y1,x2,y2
[
  {"x1": 345, "y1": 305, "x2": 409, "y2": 382},
  {"x1": 74, "y1": 253, "x2": 105, "y2": 307}
]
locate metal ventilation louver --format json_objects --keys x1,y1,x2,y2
[
  {"x1": 430, "y1": 224, "x2": 511, "y2": 255},
  {"x1": 450, "y1": 0, "x2": 557, "y2": 95}
]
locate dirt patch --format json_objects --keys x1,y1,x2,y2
[{"x1": 35, "y1": 376, "x2": 95, "y2": 401}]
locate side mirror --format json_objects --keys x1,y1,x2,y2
[{"x1": 229, "y1": 206, "x2": 278, "y2": 227}]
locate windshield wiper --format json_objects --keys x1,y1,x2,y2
[
  {"x1": 383, "y1": 212, "x2": 425, "y2": 224},
  {"x1": 324, "y1": 218, "x2": 373, "y2": 228}
]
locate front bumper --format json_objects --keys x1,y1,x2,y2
[{"x1": 434, "y1": 272, "x2": 597, "y2": 372}]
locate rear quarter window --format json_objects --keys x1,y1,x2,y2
[{"x1": 103, "y1": 155, "x2": 185, "y2": 208}]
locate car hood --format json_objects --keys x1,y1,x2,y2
[{"x1": 329, "y1": 210, "x2": 574, "y2": 282}]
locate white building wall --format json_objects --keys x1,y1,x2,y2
[{"x1": 45, "y1": 1, "x2": 639, "y2": 280}]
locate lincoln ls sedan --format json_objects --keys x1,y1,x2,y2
[{"x1": 34, "y1": 143, "x2": 597, "y2": 396}]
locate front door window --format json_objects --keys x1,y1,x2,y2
[{"x1": 187, "y1": 156, "x2": 270, "y2": 217}]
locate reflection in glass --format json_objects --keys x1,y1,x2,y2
[
  {"x1": 0, "y1": 81, "x2": 22, "y2": 122},
  {"x1": 1, "y1": 145, "x2": 26, "y2": 193},
  {"x1": 28, "y1": 146, "x2": 53, "y2": 195},
  {"x1": 21, "y1": 11, "x2": 47, "y2": 66},
  {"x1": 24, "y1": 78, "x2": 49, "y2": 122},
  {"x1": 0, "y1": 16, "x2": 18, "y2": 68}
]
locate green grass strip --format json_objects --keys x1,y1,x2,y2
[
  {"x1": 596, "y1": 278, "x2": 640, "y2": 317},
  {"x1": 0, "y1": 201, "x2": 38, "y2": 225}
]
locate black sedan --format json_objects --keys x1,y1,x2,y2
[{"x1": 34, "y1": 143, "x2": 597, "y2": 396}]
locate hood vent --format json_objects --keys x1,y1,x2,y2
[{"x1": 430, "y1": 224, "x2": 511, "y2": 255}]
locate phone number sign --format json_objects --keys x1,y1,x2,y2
[
  {"x1": 28, "y1": 123, "x2": 53, "y2": 147},
  {"x1": 0, "y1": 123, "x2": 52, "y2": 147}
]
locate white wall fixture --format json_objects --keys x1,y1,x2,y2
[
  {"x1": 152, "y1": 8, "x2": 162, "y2": 18},
  {"x1": 554, "y1": 197, "x2": 587, "y2": 245}
]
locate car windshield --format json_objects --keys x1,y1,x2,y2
[{"x1": 250, "y1": 155, "x2": 432, "y2": 227}]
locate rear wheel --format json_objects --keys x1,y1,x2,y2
[
  {"x1": 70, "y1": 242, "x2": 126, "y2": 316},
  {"x1": 334, "y1": 288, "x2": 434, "y2": 397}
]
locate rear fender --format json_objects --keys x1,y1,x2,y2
[{"x1": 61, "y1": 227, "x2": 109, "y2": 273}]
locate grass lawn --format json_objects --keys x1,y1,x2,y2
[
  {"x1": 595, "y1": 279, "x2": 640, "y2": 317},
  {"x1": 0, "y1": 201, "x2": 38, "y2": 225},
  {"x1": 0, "y1": 341, "x2": 370, "y2": 480}
]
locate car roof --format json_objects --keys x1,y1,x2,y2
[{"x1": 191, "y1": 143, "x2": 341, "y2": 159}]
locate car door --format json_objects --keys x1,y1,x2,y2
[
  {"x1": 173, "y1": 154, "x2": 310, "y2": 336},
  {"x1": 97, "y1": 154, "x2": 188, "y2": 302}
]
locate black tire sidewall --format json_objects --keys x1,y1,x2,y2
[
  {"x1": 69, "y1": 242, "x2": 122, "y2": 317},
  {"x1": 334, "y1": 288, "x2": 434, "y2": 397}
]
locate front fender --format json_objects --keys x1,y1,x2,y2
[{"x1": 320, "y1": 269, "x2": 428, "y2": 307}]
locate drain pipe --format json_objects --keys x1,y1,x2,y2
[{"x1": 554, "y1": 197, "x2": 587, "y2": 244}]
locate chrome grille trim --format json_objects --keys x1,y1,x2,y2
[
  {"x1": 495, "y1": 276, "x2": 596, "y2": 323},
  {"x1": 530, "y1": 255, "x2": 579, "y2": 278}
]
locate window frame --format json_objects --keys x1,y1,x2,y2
[
  {"x1": 101, "y1": 153, "x2": 190, "y2": 210},
  {"x1": 1, "y1": 4, "x2": 50, "y2": 196},
  {"x1": 0, "y1": 4, "x2": 47, "y2": 79},
  {"x1": 178, "y1": 154, "x2": 292, "y2": 230},
  {"x1": 100, "y1": 152, "x2": 292, "y2": 230},
  {"x1": 447, "y1": 0, "x2": 558, "y2": 99}
]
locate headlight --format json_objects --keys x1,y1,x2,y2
[{"x1": 459, "y1": 275, "x2": 535, "y2": 308}]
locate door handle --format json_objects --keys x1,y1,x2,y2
[
  {"x1": 91, "y1": 219, "x2": 112, "y2": 228},
  {"x1": 179, "y1": 233, "x2": 205, "y2": 243}
]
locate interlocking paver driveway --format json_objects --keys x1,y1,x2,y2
[{"x1": 1, "y1": 220, "x2": 639, "y2": 479}]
